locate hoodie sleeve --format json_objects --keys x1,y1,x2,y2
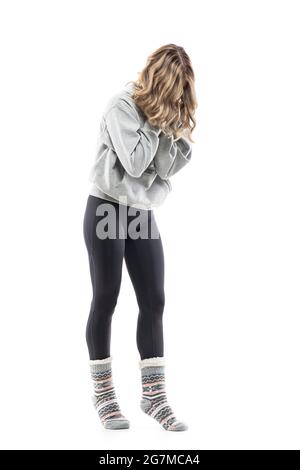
[
  {"x1": 153, "y1": 131, "x2": 192, "y2": 179},
  {"x1": 104, "y1": 99, "x2": 161, "y2": 178}
]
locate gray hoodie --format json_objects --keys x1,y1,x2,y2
[{"x1": 89, "y1": 81, "x2": 192, "y2": 210}]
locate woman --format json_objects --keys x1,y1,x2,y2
[{"x1": 83, "y1": 44, "x2": 197, "y2": 431}]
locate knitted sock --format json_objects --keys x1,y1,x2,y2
[
  {"x1": 139, "y1": 356, "x2": 188, "y2": 431},
  {"x1": 89, "y1": 356, "x2": 130, "y2": 430}
]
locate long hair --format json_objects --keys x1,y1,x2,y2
[{"x1": 128, "y1": 44, "x2": 197, "y2": 143}]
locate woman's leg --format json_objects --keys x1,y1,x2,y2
[
  {"x1": 124, "y1": 208, "x2": 188, "y2": 431},
  {"x1": 83, "y1": 195, "x2": 125, "y2": 360},
  {"x1": 83, "y1": 195, "x2": 130, "y2": 429},
  {"x1": 124, "y1": 209, "x2": 165, "y2": 360}
]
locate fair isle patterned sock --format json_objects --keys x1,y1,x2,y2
[
  {"x1": 139, "y1": 356, "x2": 188, "y2": 431},
  {"x1": 89, "y1": 356, "x2": 130, "y2": 430}
]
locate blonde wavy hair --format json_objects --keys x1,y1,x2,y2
[{"x1": 128, "y1": 44, "x2": 197, "y2": 143}]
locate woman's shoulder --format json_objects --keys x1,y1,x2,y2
[{"x1": 103, "y1": 82, "x2": 139, "y2": 118}]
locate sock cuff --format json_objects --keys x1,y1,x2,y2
[
  {"x1": 139, "y1": 356, "x2": 165, "y2": 369},
  {"x1": 89, "y1": 356, "x2": 113, "y2": 372},
  {"x1": 89, "y1": 356, "x2": 113, "y2": 365}
]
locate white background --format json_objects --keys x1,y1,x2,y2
[{"x1": 0, "y1": 0, "x2": 299, "y2": 450}]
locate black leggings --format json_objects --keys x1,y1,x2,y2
[{"x1": 83, "y1": 195, "x2": 165, "y2": 360}]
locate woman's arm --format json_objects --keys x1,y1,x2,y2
[
  {"x1": 153, "y1": 131, "x2": 192, "y2": 179},
  {"x1": 105, "y1": 99, "x2": 161, "y2": 178}
]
